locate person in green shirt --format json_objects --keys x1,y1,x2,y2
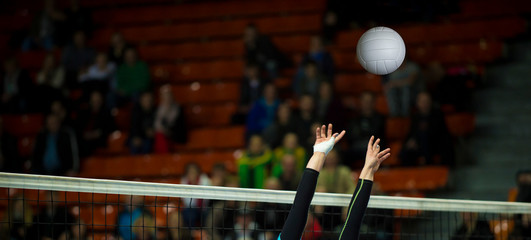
[
  {"x1": 272, "y1": 154, "x2": 302, "y2": 191},
  {"x1": 273, "y1": 132, "x2": 307, "y2": 172},
  {"x1": 237, "y1": 135, "x2": 274, "y2": 188},
  {"x1": 113, "y1": 48, "x2": 150, "y2": 107},
  {"x1": 316, "y1": 149, "x2": 355, "y2": 194}
]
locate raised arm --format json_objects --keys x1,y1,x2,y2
[
  {"x1": 339, "y1": 136, "x2": 390, "y2": 240},
  {"x1": 278, "y1": 124, "x2": 345, "y2": 240}
]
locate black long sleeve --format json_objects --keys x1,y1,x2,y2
[
  {"x1": 338, "y1": 179, "x2": 373, "y2": 240},
  {"x1": 278, "y1": 168, "x2": 319, "y2": 240}
]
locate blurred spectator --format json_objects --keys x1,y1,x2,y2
[
  {"x1": 243, "y1": 23, "x2": 290, "y2": 79},
  {"x1": 58, "y1": 219, "x2": 88, "y2": 240},
  {"x1": 272, "y1": 154, "x2": 302, "y2": 191},
  {"x1": 400, "y1": 92, "x2": 453, "y2": 166},
  {"x1": 451, "y1": 212, "x2": 494, "y2": 240},
  {"x1": 273, "y1": 133, "x2": 307, "y2": 172},
  {"x1": 153, "y1": 85, "x2": 187, "y2": 153},
  {"x1": 167, "y1": 211, "x2": 193, "y2": 240},
  {"x1": 347, "y1": 91, "x2": 386, "y2": 165},
  {"x1": 296, "y1": 95, "x2": 316, "y2": 146},
  {"x1": 36, "y1": 53, "x2": 66, "y2": 95},
  {"x1": 108, "y1": 32, "x2": 130, "y2": 66},
  {"x1": 428, "y1": 62, "x2": 474, "y2": 112},
  {"x1": 316, "y1": 149, "x2": 355, "y2": 194},
  {"x1": 49, "y1": 99, "x2": 74, "y2": 128},
  {"x1": 516, "y1": 170, "x2": 531, "y2": 202},
  {"x1": 63, "y1": 0, "x2": 93, "y2": 38},
  {"x1": 230, "y1": 209, "x2": 264, "y2": 240},
  {"x1": 384, "y1": 59, "x2": 420, "y2": 117},
  {"x1": 255, "y1": 177, "x2": 290, "y2": 238},
  {"x1": 510, "y1": 214, "x2": 531, "y2": 240},
  {"x1": 510, "y1": 170, "x2": 531, "y2": 239},
  {"x1": 315, "y1": 81, "x2": 346, "y2": 128},
  {"x1": 32, "y1": 114, "x2": 79, "y2": 176},
  {"x1": 263, "y1": 103, "x2": 304, "y2": 149},
  {"x1": 22, "y1": 0, "x2": 65, "y2": 51},
  {"x1": 210, "y1": 163, "x2": 229, "y2": 187},
  {"x1": 35, "y1": 54, "x2": 65, "y2": 112},
  {"x1": 1, "y1": 58, "x2": 33, "y2": 113},
  {"x1": 0, "y1": 194, "x2": 33, "y2": 239},
  {"x1": 246, "y1": 83, "x2": 280, "y2": 137},
  {"x1": 233, "y1": 62, "x2": 266, "y2": 124},
  {"x1": 180, "y1": 163, "x2": 211, "y2": 227},
  {"x1": 294, "y1": 60, "x2": 328, "y2": 98},
  {"x1": 116, "y1": 195, "x2": 153, "y2": 240},
  {"x1": 34, "y1": 191, "x2": 75, "y2": 239},
  {"x1": 303, "y1": 213, "x2": 323, "y2": 240},
  {"x1": 132, "y1": 213, "x2": 156, "y2": 240},
  {"x1": 206, "y1": 177, "x2": 240, "y2": 240},
  {"x1": 79, "y1": 52, "x2": 116, "y2": 96},
  {"x1": 128, "y1": 91, "x2": 155, "y2": 155},
  {"x1": 0, "y1": 117, "x2": 20, "y2": 172},
  {"x1": 76, "y1": 91, "x2": 115, "y2": 156},
  {"x1": 113, "y1": 48, "x2": 150, "y2": 108},
  {"x1": 61, "y1": 31, "x2": 95, "y2": 88},
  {"x1": 238, "y1": 135, "x2": 274, "y2": 188},
  {"x1": 300, "y1": 36, "x2": 334, "y2": 78},
  {"x1": 315, "y1": 150, "x2": 355, "y2": 231}
]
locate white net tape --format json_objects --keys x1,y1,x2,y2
[{"x1": 1, "y1": 172, "x2": 530, "y2": 214}]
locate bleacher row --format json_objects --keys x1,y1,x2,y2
[
  {"x1": 0, "y1": 0, "x2": 525, "y2": 199},
  {"x1": 1, "y1": 0, "x2": 529, "y2": 239},
  {"x1": 0, "y1": 0, "x2": 523, "y2": 191}
]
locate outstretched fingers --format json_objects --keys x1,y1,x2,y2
[
  {"x1": 321, "y1": 125, "x2": 326, "y2": 139},
  {"x1": 377, "y1": 148, "x2": 391, "y2": 158},
  {"x1": 315, "y1": 126, "x2": 321, "y2": 140},
  {"x1": 373, "y1": 138, "x2": 381, "y2": 151},
  {"x1": 367, "y1": 136, "x2": 375, "y2": 150},
  {"x1": 327, "y1": 124, "x2": 333, "y2": 138},
  {"x1": 334, "y1": 130, "x2": 346, "y2": 144}
]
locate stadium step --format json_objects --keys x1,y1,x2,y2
[{"x1": 449, "y1": 40, "x2": 531, "y2": 200}]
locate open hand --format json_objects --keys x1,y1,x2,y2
[
  {"x1": 364, "y1": 136, "x2": 391, "y2": 173},
  {"x1": 313, "y1": 124, "x2": 346, "y2": 155}
]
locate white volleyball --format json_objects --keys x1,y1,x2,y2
[{"x1": 356, "y1": 26, "x2": 406, "y2": 75}]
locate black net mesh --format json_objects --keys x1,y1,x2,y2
[{"x1": 1, "y1": 187, "x2": 530, "y2": 240}]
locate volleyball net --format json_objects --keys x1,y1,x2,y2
[{"x1": 0, "y1": 172, "x2": 530, "y2": 240}]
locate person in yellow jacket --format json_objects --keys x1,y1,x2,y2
[
  {"x1": 273, "y1": 133, "x2": 307, "y2": 173},
  {"x1": 238, "y1": 135, "x2": 274, "y2": 188}
]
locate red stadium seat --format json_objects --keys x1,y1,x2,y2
[
  {"x1": 179, "y1": 126, "x2": 245, "y2": 150},
  {"x1": 94, "y1": 131, "x2": 129, "y2": 156},
  {"x1": 152, "y1": 60, "x2": 243, "y2": 83},
  {"x1": 386, "y1": 117, "x2": 411, "y2": 141},
  {"x1": 92, "y1": 0, "x2": 325, "y2": 25},
  {"x1": 381, "y1": 141, "x2": 402, "y2": 166},
  {"x1": 374, "y1": 95, "x2": 389, "y2": 115},
  {"x1": 92, "y1": 14, "x2": 321, "y2": 46},
  {"x1": 375, "y1": 166, "x2": 449, "y2": 192},
  {"x1": 139, "y1": 40, "x2": 243, "y2": 61},
  {"x1": 80, "y1": 150, "x2": 237, "y2": 179},
  {"x1": 169, "y1": 82, "x2": 240, "y2": 104},
  {"x1": 444, "y1": 112, "x2": 476, "y2": 137},
  {"x1": 17, "y1": 136, "x2": 35, "y2": 158},
  {"x1": 112, "y1": 107, "x2": 132, "y2": 131},
  {"x1": 2, "y1": 114, "x2": 44, "y2": 136},
  {"x1": 184, "y1": 103, "x2": 237, "y2": 128},
  {"x1": 337, "y1": 17, "x2": 526, "y2": 48},
  {"x1": 334, "y1": 73, "x2": 383, "y2": 95}
]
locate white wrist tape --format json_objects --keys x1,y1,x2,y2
[{"x1": 313, "y1": 136, "x2": 336, "y2": 155}]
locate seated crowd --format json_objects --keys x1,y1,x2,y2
[{"x1": 2, "y1": 0, "x2": 522, "y2": 239}]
